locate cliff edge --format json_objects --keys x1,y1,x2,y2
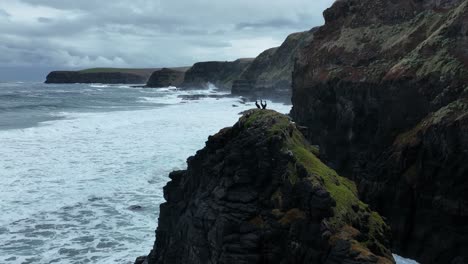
[
  {"x1": 145, "y1": 68, "x2": 189, "y2": 88},
  {"x1": 181, "y1": 59, "x2": 254, "y2": 90},
  {"x1": 232, "y1": 29, "x2": 316, "y2": 98},
  {"x1": 137, "y1": 110, "x2": 394, "y2": 264}
]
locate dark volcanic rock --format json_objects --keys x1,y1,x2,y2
[
  {"x1": 181, "y1": 58, "x2": 254, "y2": 90},
  {"x1": 290, "y1": 0, "x2": 468, "y2": 262},
  {"x1": 232, "y1": 29, "x2": 316, "y2": 98},
  {"x1": 145, "y1": 68, "x2": 186, "y2": 88},
  {"x1": 139, "y1": 110, "x2": 394, "y2": 264},
  {"x1": 128, "y1": 205, "x2": 144, "y2": 211},
  {"x1": 45, "y1": 68, "x2": 158, "y2": 84}
]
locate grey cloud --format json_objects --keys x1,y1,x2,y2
[
  {"x1": 0, "y1": 8, "x2": 10, "y2": 17},
  {"x1": 37, "y1": 17, "x2": 53, "y2": 23},
  {"x1": 0, "y1": 0, "x2": 335, "y2": 81},
  {"x1": 188, "y1": 39, "x2": 232, "y2": 48},
  {"x1": 235, "y1": 18, "x2": 301, "y2": 30}
]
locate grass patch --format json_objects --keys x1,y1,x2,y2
[
  {"x1": 239, "y1": 109, "x2": 392, "y2": 258},
  {"x1": 242, "y1": 110, "x2": 362, "y2": 229}
]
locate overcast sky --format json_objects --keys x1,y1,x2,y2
[{"x1": 0, "y1": 0, "x2": 334, "y2": 81}]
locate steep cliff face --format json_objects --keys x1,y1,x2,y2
[
  {"x1": 145, "y1": 68, "x2": 187, "y2": 88},
  {"x1": 232, "y1": 30, "x2": 315, "y2": 97},
  {"x1": 45, "y1": 68, "x2": 157, "y2": 84},
  {"x1": 138, "y1": 110, "x2": 394, "y2": 264},
  {"x1": 362, "y1": 98, "x2": 468, "y2": 264},
  {"x1": 181, "y1": 58, "x2": 254, "y2": 90},
  {"x1": 291, "y1": 0, "x2": 468, "y2": 262}
]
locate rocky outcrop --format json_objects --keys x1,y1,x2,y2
[
  {"x1": 181, "y1": 58, "x2": 254, "y2": 90},
  {"x1": 145, "y1": 68, "x2": 187, "y2": 88},
  {"x1": 45, "y1": 68, "x2": 158, "y2": 84},
  {"x1": 137, "y1": 110, "x2": 394, "y2": 264},
  {"x1": 232, "y1": 30, "x2": 315, "y2": 97},
  {"x1": 290, "y1": 0, "x2": 468, "y2": 263}
]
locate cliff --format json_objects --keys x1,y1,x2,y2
[
  {"x1": 145, "y1": 67, "x2": 189, "y2": 88},
  {"x1": 137, "y1": 110, "x2": 394, "y2": 264},
  {"x1": 232, "y1": 30, "x2": 315, "y2": 97},
  {"x1": 45, "y1": 68, "x2": 158, "y2": 84},
  {"x1": 181, "y1": 58, "x2": 254, "y2": 90},
  {"x1": 290, "y1": 0, "x2": 468, "y2": 262}
]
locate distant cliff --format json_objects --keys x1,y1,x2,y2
[
  {"x1": 45, "y1": 68, "x2": 158, "y2": 84},
  {"x1": 136, "y1": 110, "x2": 394, "y2": 264},
  {"x1": 232, "y1": 30, "x2": 315, "y2": 97},
  {"x1": 181, "y1": 58, "x2": 254, "y2": 90},
  {"x1": 291, "y1": 0, "x2": 468, "y2": 263},
  {"x1": 145, "y1": 67, "x2": 189, "y2": 88}
]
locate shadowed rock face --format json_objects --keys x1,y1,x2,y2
[
  {"x1": 181, "y1": 59, "x2": 254, "y2": 90},
  {"x1": 45, "y1": 69, "x2": 157, "y2": 84},
  {"x1": 138, "y1": 110, "x2": 394, "y2": 264},
  {"x1": 366, "y1": 99, "x2": 468, "y2": 263},
  {"x1": 291, "y1": 0, "x2": 468, "y2": 262},
  {"x1": 145, "y1": 68, "x2": 186, "y2": 88},
  {"x1": 232, "y1": 30, "x2": 316, "y2": 97}
]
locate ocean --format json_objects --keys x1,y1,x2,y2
[{"x1": 0, "y1": 82, "x2": 416, "y2": 263}]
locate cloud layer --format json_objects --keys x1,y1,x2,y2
[{"x1": 0, "y1": 0, "x2": 333, "y2": 80}]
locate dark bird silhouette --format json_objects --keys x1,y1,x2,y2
[
  {"x1": 255, "y1": 100, "x2": 261, "y2": 109},
  {"x1": 261, "y1": 100, "x2": 267, "y2": 109}
]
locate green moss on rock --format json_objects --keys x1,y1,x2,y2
[{"x1": 240, "y1": 109, "x2": 393, "y2": 261}]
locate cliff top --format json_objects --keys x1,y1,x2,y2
[
  {"x1": 240, "y1": 110, "x2": 391, "y2": 258},
  {"x1": 297, "y1": 0, "x2": 468, "y2": 84},
  {"x1": 77, "y1": 68, "x2": 159, "y2": 76},
  {"x1": 50, "y1": 67, "x2": 191, "y2": 76}
]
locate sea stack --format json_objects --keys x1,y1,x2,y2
[{"x1": 136, "y1": 110, "x2": 394, "y2": 264}]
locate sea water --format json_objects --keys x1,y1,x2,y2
[{"x1": 0, "y1": 83, "x2": 417, "y2": 263}]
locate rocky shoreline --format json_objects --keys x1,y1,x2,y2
[{"x1": 45, "y1": 30, "x2": 310, "y2": 99}]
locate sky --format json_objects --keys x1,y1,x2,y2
[{"x1": 0, "y1": 0, "x2": 334, "y2": 81}]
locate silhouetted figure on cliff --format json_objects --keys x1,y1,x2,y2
[
  {"x1": 255, "y1": 100, "x2": 261, "y2": 109},
  {"x1": 261, "y1": 100, "x2": 267, "y2": 109}
]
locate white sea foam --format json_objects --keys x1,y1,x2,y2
[
  {"x1": 89, "y1": 84, "x2": 110, "y2": 88},
  {"x1": 137, "y1": 95, "x2": 181, "y2": 105},
  {"x1": 393, "y1": 254, "x2": 419, "y2": 264},
  {"x1": 0, "y1": 88, "x2": 291, "y2": 263}
]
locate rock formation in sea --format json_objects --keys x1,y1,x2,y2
[
  {"x1": 45, "y1": 68, "x2": 158, "y2": 84},
  {"x1": 136, "y1": 110, "x2": 395, "y2": 264},
  {"x1": 290, "y1": 0, "x2": 468, "y2": 262},
  {"x1": 181, "y1": 58, "x2": 254, "y2": 90},
  {"x1": 232, "y1": 29, "x2": 315, "y2": 98},
  {"x1": 145, "y1": 68, "x2": 188, "y2": 88}
]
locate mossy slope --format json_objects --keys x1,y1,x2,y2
[{"x1": 241, "y1": 110, "x2": 394, "y2": 263}]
